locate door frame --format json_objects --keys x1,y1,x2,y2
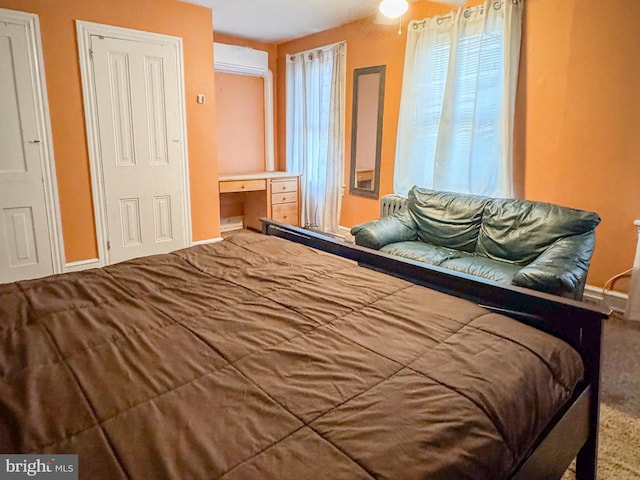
[
  {"x1": 76, "y1": 20, "x2": 192, "y2": 267},
  {"x1": 0, "y1": 8, "x2": 64, "y2": 276}
]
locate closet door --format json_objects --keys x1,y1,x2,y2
[
  {"x1": 88, "y1": 31, "x2": 187, "y2": 264},
  {"x1": 0, "y1": 10, "x2": 59, "y2": 283}
]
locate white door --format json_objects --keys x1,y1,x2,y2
[
  {"x1": 0, "y1": 11, "x2": 59, "y2": 283},
  {"x1": 89, "y1": 34, "x2": 187, "y2": 264}
]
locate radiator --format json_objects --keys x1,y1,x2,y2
[
  {"x1": 625, "y1": 220, "x2": 640, "y2": 321},
  {"x1": 380, "y1": 194, "x2": 407, "y2": 218}
]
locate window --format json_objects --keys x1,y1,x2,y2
[
  {"x1": 286, "y1": 42, "x2": 346, "y2": 232},
  {"x1": 394, "y1": 0, "x2": 522, "y2": 198}
]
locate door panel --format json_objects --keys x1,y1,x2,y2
[
  {"x1": 152, "y1": 195, "x2": 173, "y2": 242},
  {"x1": 0, "y1": 16, "x2": 55, "y2": 283},
  {"x1": 145, "y1": 56, "x2": 169, "y2": 165},
  {"x1": 91, "y1": 35, "x2": 186, "y2": 264},
  {"x1": 0, "y1": 37, "x2": 27, "y2": 174},
  {"x1": 108, "y1": 51, "x2": 136, "y2": 167},
  {"x1": 2, "y1": 207, "x2": 38, "y2": 267},
  {"x1": 119, "y1": 198, "x2": 142, "y2": 247}
]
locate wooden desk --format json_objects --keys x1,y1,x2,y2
[
  {"x1": 219, "y1": 172, "x2": 301, "y2": 231},
  {"x1": 355, "y1": 168, "x2": 374, "y2": 190}
]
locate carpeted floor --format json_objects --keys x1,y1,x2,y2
[{"x1": 562, "y1": 313, "x2": 640, "y2": 479}]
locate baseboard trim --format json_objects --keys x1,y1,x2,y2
[
  {"x1": 583, "y1": 284, "x2": 627, "y2": 314},
  {"x1": 191, "y1": 237, "x2": 223, "y2": 246},
  {"x1": 63, "y1": 239, "x2": 223, "y2": 272},
  {"x1": 64, "y1": 258, "x2": 102, "y2": 273}
]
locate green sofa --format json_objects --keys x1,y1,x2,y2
[{"x1": 350, "y1": 186, "x2": 601, "y2": 299}]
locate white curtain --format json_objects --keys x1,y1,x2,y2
[
  {"x1": 394, "y1": 0, "x2": 523, "y2": 198},
  {"x1": 286, "y1": 42, "x2": 346, "y2": 233}
]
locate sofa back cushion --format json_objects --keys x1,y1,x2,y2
[
  {"x1": 407, "y1": 187, "x2": 490, "y2": 252},
  {"x1": 476, "y1": 198, "x2": 601, "y2": 265}
]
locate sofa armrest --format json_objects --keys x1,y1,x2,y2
[
  {"x1": 512, "y1": 231, "x2": 596, "y2": 299},
  {"x1": 350, "y1": 209, "x2": 418, "y2": 250}
]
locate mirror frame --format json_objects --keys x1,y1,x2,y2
[{"x1": 349, "y1": 65, "x2": 386, "y2": 199}]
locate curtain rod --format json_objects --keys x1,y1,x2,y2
[
  {"x1": 410, "y1": 0, "x2": 521, "y2": 29},
  {"x1": 286, "y1": 40, "x2": 346, "y2": 60}
]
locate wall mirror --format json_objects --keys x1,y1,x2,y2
[{"x1": 349, "y1": 65, "x2": 385, "y2": 199}]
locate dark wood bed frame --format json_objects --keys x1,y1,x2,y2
[{"x1": 261, "y1": 219, "x2": 610, "y2": 480}]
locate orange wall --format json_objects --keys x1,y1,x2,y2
[
  {"x1": 276, "y1": 2, "x2": 479, "y2": 224},
  {"x1": 5, "y1": 0, "x2": 638, "y2": 288},
  {"x1": 277, "y1": 0, "x2": 640, "y2": 289},
  {"x1": 214, "y1": 33, "x2": 280, "y2": 167},
  {"x1": 520, "y1": 0, "x2": 640, "y2": 291},
  {"x1": 0, "y1": 0, "x2": 220, "y2": 261},
  {"x1": 215, "y1": 72, "x2": 265, "y2": 175},
  {"x1": 212, "y1": 34, "x2": 280, "y2": 223},
  {"x1": 277, "y1": 16, "x2": 395, "y2": 215}
]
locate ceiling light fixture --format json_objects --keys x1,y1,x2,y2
[{"x1": 379, "y1": 0, "x2": 409, "y2": 19}]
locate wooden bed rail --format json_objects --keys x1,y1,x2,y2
[
  {"x1": 262, "y1": 220, "x2": 608, "y2": 325},
  {"x1": 261, "y1": 219, "x2": 610, "y2": 480}
]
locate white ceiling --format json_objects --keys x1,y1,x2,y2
[{"x1": 181, "y1": 0, "x2": 383, "y2": 43}]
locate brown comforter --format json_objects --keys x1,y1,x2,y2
[{"x1": 0, "y1": 232, "x2": 583, "y2": 479}]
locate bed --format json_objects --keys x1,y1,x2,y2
[{"x1": 0, "y1": 220, "x2": 609, "y2": 479}]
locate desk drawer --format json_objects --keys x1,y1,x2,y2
[
  {"x1": 272, "y1": 202, "x2": 298, "y2": 224},
  {"x1": 219, "y1": 179, "x2": 266, "y2": 193},
  {"x1": 271, "y1": 192, "x2": 297, "y2": 205},
  {"x1": 271, "y1": 179, "x2": 298, "y2": 194}
]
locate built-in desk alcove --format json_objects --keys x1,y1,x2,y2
[
  {"x1": 219, "y1": 172, "x2": 301, "y2": 231},
  {"x1": 215, "y1": 42, "x2": 295, "y2": 232}
]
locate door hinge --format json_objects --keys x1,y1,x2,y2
[
  {"x1": 89, "y1": 48, "x2": 94, "y2": 60},
  {"x1": 107, "y1": 240, "x2": 111, "y2": 250}
]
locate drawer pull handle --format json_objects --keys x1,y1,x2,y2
[{"x1": 241, "y1": 185, "x2": 245, "y2": 189}]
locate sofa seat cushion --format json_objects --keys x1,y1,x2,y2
[
  {"x1": 380, "y1": 241, "x2": 521, "y2": 284},
  {"x1": 380, "y1": 242, "x2": 465, "y2": 266},
  {"x1": 476, "y1": 198, "x2": 601, "y2": 265},
  {"x1": 408, "y1": 187, "x2": 490, "y2": 253},
  {"x1": 440, "y1": 255, "x2": 522, "y2": 284}
]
